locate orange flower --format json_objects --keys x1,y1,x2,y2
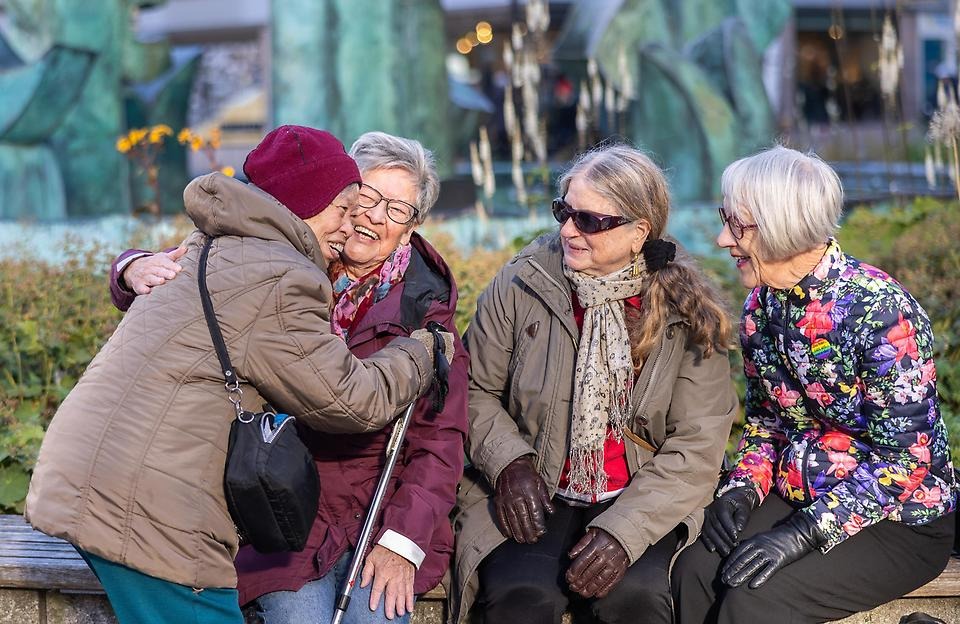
[
  {"x1": 886, "y1": 313, "x2": 919, "y2": 362},
  {"x1": 796, "y1": 299, "x2": 835, "y2": 340},
  {"x1": 820, "y1": 431, "x2": 853, "y2": 452}
]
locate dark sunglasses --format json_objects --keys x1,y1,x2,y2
[{"x1": 551, "y1": 198, "x2": 633, "y2": 234}]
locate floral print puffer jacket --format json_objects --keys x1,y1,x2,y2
[{"x1": 719, "y1": 239, "x2": 956, "y2": 551}]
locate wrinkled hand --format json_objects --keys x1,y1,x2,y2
[
  {"x1": 566, "y1": 528, "x2": 629, "y2": 598},
  {"x1": 494, "y1": 456, "x2": 555, "y2": 543},
  {"x1": 700, "y1": 486, "x2": 759, "y2": 556},
  {"x1": 122, "y1": 246, "x2": 187, "y2": 295},
  {"x1": 721, "y1": 512, "x2": 825, "y2": 589},
  {"x1": 360, "y1": 545, "x2": 415, "y2": 620}
]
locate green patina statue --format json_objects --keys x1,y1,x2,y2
[
  {"x1": 555, "y1": 0, "x2": 791, "y2": 200},
  {"x1": 271, "y1": 0, "x2": 452, "y2": 175},
  {"x1": 0, "y1": 0, "x2": 197, "y2": 218}
]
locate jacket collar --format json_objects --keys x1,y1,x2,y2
[
  {"x1": 513, "y1": 232, "x2": 686, "y2": 332},
  {"x1": 184, "y1": 172, "x2": 327, "y2": 272},
  {"x1": 345, "y1": 233, "x2": 456, "y2": 343},
  {"x1": 514, "y1": 233, "x2": 579, "y2": 340},
  {"x1": 771, "y1": 238, "x2": 844, "y2": 305}
]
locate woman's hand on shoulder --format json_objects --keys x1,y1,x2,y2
[{"x1": 122, "y1": 246, "x2": 187, "y2": 294}]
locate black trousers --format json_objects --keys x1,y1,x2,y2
[
  {"x1": 478, "y1": 498, "x2": 683, "y2": 624},
  {"x1": 672, "y1": 493, "x2": 955, "y2": 624}
]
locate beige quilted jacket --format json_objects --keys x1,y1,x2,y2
[{"x1": 25, "y1": 173, "x2": 433, "y2": 589}]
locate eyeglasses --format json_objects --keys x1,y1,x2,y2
[
  {"x1": 551, "y1": 197, "x2": 633, "y2": 234},
  {"x1": 718, "y1": 206, "x2": 758, "y2": 240},
  {"x1": 355, "y1": 183, "x2": 419, "y2": 225}
]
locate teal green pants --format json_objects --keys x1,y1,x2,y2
[{"x1": 78, "y1": 549, "x2": 243, "y2": 624}]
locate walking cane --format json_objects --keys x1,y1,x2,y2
[{"x1": 331, "y1": 322, "x2": 450, "y2": 624}]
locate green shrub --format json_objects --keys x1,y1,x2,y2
[
  {"x1": 4, "y1": 200, "x2": 960, "y2": 514},
  {"x1": 839, "y1": 197, "x2": 960, "y2": 458},
  {"x1": 0, "y1": 245, "x2": 121, "y2": 512}
]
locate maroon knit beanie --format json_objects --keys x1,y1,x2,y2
[{"x1": 242, "y1": 125, "x2": 362, "y2": 220}]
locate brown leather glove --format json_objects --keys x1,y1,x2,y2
[
  {"x1": 566, "y1": 528, "x2": 629, "y2": 598},
  {"x1": 494, "y1": 456, "x2": 555, "y2": 544}
]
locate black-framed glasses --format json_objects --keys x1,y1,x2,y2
[
  {"x1": 355, "y1": 183, "x2": 419, "y2": 225},
  {"x1": 551, "y1": 197, "x2": 633, "y2": 234},
  {"x1": 718, "y1": 206, "x2": 758, "y2": 240}
]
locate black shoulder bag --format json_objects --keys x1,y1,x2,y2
[{"x1": 197, "y1": 236, "x2": 319, "y2": 553}]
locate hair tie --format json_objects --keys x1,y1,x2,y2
[{"x1": 641, "y1": 239, "x2": 676, "y2": 271}]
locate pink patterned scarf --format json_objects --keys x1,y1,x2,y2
[{"x1": 330, "y1": 243, "x2": 412, "y2": 341}]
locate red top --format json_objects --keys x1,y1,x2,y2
[{"x1": 556, "y1": 293, "x2": 641, "y2": 503}]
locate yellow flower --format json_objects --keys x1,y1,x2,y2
[
  {"x1": 116, "y1": 136, "x2": 132, "y2": 154},
  {"x1": 190, "y1": 136, "x2": 203, "y2": 152},
  {"x1": 177, "y1": 128, "x2": 193, "y2": 144},
  {"x1": 129, "y1": 128, "x2": 148, "y2": 145},
  {"x1": 148, "y1": 124, "x2": 173, "y2": 144},
  {"x1": 220, "y1": 165, "x2": 235, "y2": 177},
  {"x1": 209, "y1": 128, "x2": 222, "y2": 150}
]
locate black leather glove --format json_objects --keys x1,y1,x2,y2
[
  {"x1": 700, "y1": 486, "x2": 759, "y2": 556},
  {"x1": 566, "y1": 528, "x2": 630, "y2": 598},
  {"x1": 494, "y1": 456, "x2": 555, "y2": 543},
  {"x1": 721, "y1": 512, "x2": 826, "y2": 589}
]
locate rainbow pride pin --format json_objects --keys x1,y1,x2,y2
[{"x1": 811, "y1": 338, "x2": 832, "y2": 359}]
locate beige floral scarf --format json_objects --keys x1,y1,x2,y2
[{"x1": 563, "y1": 259, "x2": 647, "y2": 495}]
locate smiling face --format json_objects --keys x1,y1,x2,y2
[
  {"x1": 303, "y1": 184, "x2": 359, "y2": 263},
  {"x1": 559, "y1": 173, "x2": 650, "y2": 277},
  {"x1": 716, "y1": 201, "x2": 765, "y2": 289},
  {"x1": 341, "y1": 167, "x2": 418, "y2": 278}
]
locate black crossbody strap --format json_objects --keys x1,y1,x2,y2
[{"x1": 197, "y1": 236, "x2": 239, "y2": 390}]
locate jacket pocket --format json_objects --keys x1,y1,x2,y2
[
  {"x1": 806, "y1": 429, "x2": 867, "y2": 499},
  {"x1": 777, "y1": 429, "x2": 865, "y2": 505}
]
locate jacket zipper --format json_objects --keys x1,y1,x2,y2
[
  {"x1": 781, "y1": 293, "x2": 823, "y2": 504},
  {"x1": 527, "y1": 260, "x2": 570, "y2": 476},
  {"x1": 631, "y1": 324, "x2": 674, "y2": 424},
  {"x1": 799, "y1": 430, "x2": 824, "y2": 504}
]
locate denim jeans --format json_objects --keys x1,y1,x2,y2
[{"x1": 256, "y1": 550, "x2": 413, "y2": 624}]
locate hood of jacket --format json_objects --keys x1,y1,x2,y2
[{"x1": 184, "y1": 172, "x2": 328, "y2": 272}]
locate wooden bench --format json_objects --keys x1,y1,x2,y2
[
  {"x1": 1, "y1": 513, "x2": 958, "y2": 624},
  {"x1": 0, "y1": 515, "x2": 447, "y2": 624}
]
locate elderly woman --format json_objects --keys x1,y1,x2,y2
[
  {"x1": 672, "y1": 145, "x2": 958, "y2": 623},
  {"x1": 111, "y1": 132, "x2": 467, "y2": 624},
  {"x1": 450, "y1": 144, "x2": 738, "y2": 624},
  {"x1": 25, "y1": 126, "x2": 451, "y2": 624}
]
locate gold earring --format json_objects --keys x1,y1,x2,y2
[{"x1": 630, "y1": 251, "x2": 642, "y2": 278}]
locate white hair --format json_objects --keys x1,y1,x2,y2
[
  {"x1": 348, "y1": 131, "x2": 439, "y2": 223},
  {"x1": 721, "y1": 145, "x2": 842, "y2": 261}
]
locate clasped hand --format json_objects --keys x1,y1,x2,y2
[
  {"x1": 720, "y1": 512, "x2": 825, "y2": 589},
  {"x1": 493, "y1": 456, "x2": 555, "y2": 543},
  {"x1": 700, "y1": 486, "x2": 759, "y2": 556},
  {"x1": 566, "y1": 528, "x2": 629, "y2": 598}
]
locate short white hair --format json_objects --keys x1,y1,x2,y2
[
  {"x1": 721, "y1": 145, "x2": 842, "y2": 261},
  {"x1": 348, "y1": 131, "x2": 439, "y2": 223}
]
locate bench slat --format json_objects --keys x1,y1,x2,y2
[
  {"x1": 0, "y1": 561, "x2": 101, "y2": 592},
  {"x1": 1, "y1": 544, "x2": 86, "y2": 556},
  {"x1": 1, "y1": 513, "x2": 951, "y2": 603},
  {"x1": 905, "y1": 557, "x2": 960, "y2": 597}
]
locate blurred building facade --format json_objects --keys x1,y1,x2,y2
[{"x1": 128, "y1": 0, "x2": 955, "y2": 175}]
